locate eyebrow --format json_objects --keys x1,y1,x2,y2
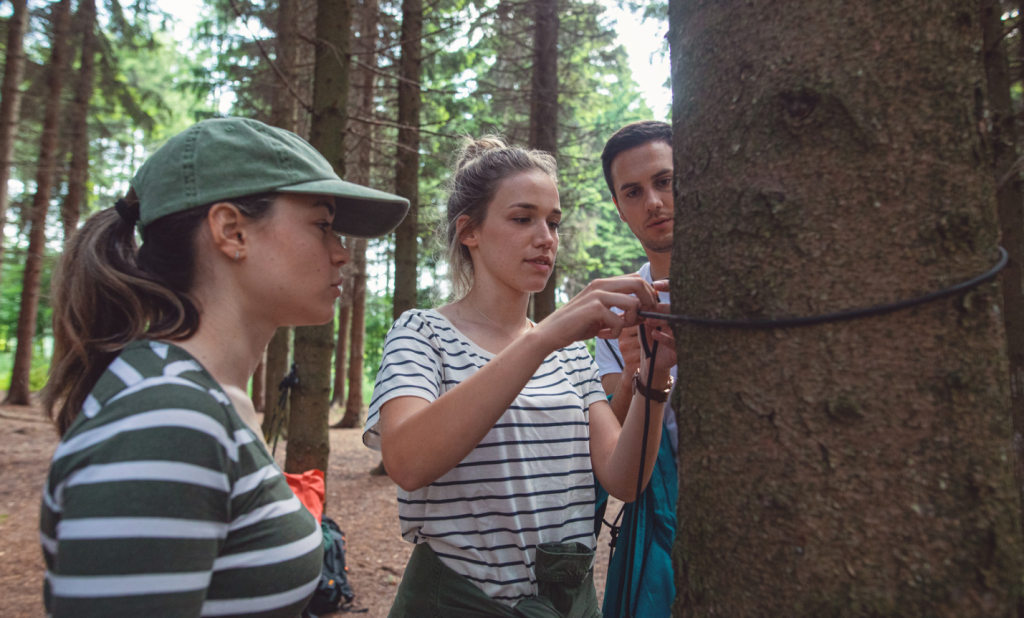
[
  {"x1": 314, "y1": 199, "x2": 335, "y2": 216},
  {"x1": 618, "y1": 168, "x2": 673, "y2": 194},
  {"x1": 508, "y1": 202, "x2": 562, "y2": 216}
]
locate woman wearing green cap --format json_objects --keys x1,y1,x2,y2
[
  {"x1": 365, "y1": 136, "x2": 676, "y2": 616},
  {"x1": 39, "y1": 117, "x2": 409, "y2": 618}
]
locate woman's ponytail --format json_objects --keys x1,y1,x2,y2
[
  {"x1": 45, "y1": 191, "x2": 195, "y2": 435},
  {"x1": 45, "y1": 189, "x2": 275, "y2": 435}
]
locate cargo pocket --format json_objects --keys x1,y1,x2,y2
[{"x1": 532, "y1": 542, "x2": 601, "y2": 618}]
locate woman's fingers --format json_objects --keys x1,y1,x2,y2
[{"x1": 588, "y1": 275, "x2": 658, "y2": 309}]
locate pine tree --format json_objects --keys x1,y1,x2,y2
[
  {"x1": 0, "y1": 0, "x2": 28, "y2": 293},
  {"x1": 62, "y1": 0, "x2": 98, "y2": 239},
  {"x1": 286, "y1": 0, "x2": 352, "y2": 475},
  {"x1": 7, "y1": 0, "x2": 73, "y2": 405},
  {"x1": 391, "y1": 0, "x2": 422, "y2": 321},
  {"x1": 528, "y1": 0, "x2": 558, "y2": 322}
]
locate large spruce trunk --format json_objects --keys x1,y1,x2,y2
[
  {"x1": 982, "y1": 0, "x2": 1024, "y2": 540},
  {"x1": 286, "y1": 0, "x2": 351, "y2": 476},
  {"x1": 62, "y1": 0, "x2": 97, "y2": 239},
  {"x1": 669, "y1": 0, "x2": 1024, "y2": 615},
  {"x1": 7, "y1": 0, "x2": 72, "y2": 405},
  {"x1": 0, "y1": 0, "x2": 28, "y2": 293},
  {"x1": 528, "y1": 0, "x2": 558, "y2": 322},
  {"x1": 391, "y1": 0, "x2": 421, "y2": 320}
]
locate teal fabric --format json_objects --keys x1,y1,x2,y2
[
  {"x1": 598, "y1": 429, "x2": 677, "y2": 618},
  {"x1": 389, "y1": 542, "x2": 601, "y2": 618}
]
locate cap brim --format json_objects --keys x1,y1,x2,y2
[{"x1": 277, "y1": 178, "x2": 410, "y2": 238}]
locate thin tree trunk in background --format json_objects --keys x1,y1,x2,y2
[
  {"x1": 332, "y1": 279, "x2": 351, "y2": 407},
  {"x1": 0, "y1": 0, "x2": 28, "y2": 294},
  {"x1": 261, "y1": 327, "x2": 291, "y2": 439},
  {"x1": 528, "y1": 0, "x2": 558, "y2": 322},
  {"x1": 983, "y1": 0, "x2": 1024, "y2": 545},
  {"x1": 270, "y1": 0, "x2": 298, "y2": 131},
  {"x1": 7, "y1": 0, "x2": 72, "y2": 405},
  {"x1": 339, "y1": 0, "x2": 377, "y2": 428},
  {"x1": 62, "y1": 0, "x2": 97, "y2": 239},
  {"x1": 263, "y1": 0, "x2": 300, "y2": 436},
  {"x1": 391, "y1": 0, "x2": 422, "y2": 321},
  {"x1": 287, "y1": 0, "x2": 351, "y2": 476},
  {"x1": 252, "y1": 353, "x2": 266, "y2": 412},
  {"x1": 343, "y1": 238, "x2": 368, "y2": 425},
  {"x1": 669, "y1": 0, "x2": 1023, "y2": 614}
]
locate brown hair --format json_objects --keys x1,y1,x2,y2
[
  {"x1": 45, "y1": 189, "x2": 275, "y2": 436},
  {"x1": 444, "y1": 135, "x2": 557, "y2": 299}
]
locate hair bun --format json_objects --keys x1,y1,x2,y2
[{"x1": 456, "y1": 135, "x2": 509, "y2": 171}]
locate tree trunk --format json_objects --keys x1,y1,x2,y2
[
  {"x1": 669, "y1": 1, "x2": 1024, "y2": 615},
  {"x1": 984, "y1": 0, "x2": 1024, "y2": 543},
  {"x1": 391, "y1": 0, "x2": 422, "y2": 321},
  {"x1": 7, "y1": 0, "x2": 72, "y2": 405},
  {"x1": 263, "y1": 0, "x2": 300, "y2": 433},
  {"x1": 528, "y1": 0, "x2": 558, "y2": 322},
  {"x1": 338, "y1": 0, "x2": 377, "y2": 428},
  {"x1": 62, "y1": 0, "x2": 97, "y2": 240},
  {"x1": 0, "y1": 0, "x2": 28, "y2": 293},
  {"x1": 332, "y1": 281, "x2": 351, "y2": 406},
  {"x1": 286, "y1": 0, "x2": 351, "y2": 476},
  {"x1": 271, "y1": 0, "x2": 298, "y2": 131},
  {"x1": 261, "y1": 327, "x2": 291, "y2": 440},
  {"x1": 342, "y1": 238, "x2": 368, "y2": 426},
  {"x1": 252, "y1": 353, "x2": 266, "y2": 412}
]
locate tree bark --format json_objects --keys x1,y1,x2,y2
[
  {"x1": 983, "y1": 0, "x2": 1024, "y2": 544},
  {"x1": 7, "y1": 0, "x2": 72, "y2": 405},
  {"x1": 669, "y1": 1, "x2": 1024, "y2": 615},
  {"x1": 261, "y1": 327, "x2": 291, "y2": 440},
  {"x1": 263, "y1": 0, "x2": 300, "y2": 433},
  {"x1": 286, "y1": 0, "x2": 351, "y2": 476},
  {"x1": 528, "y1": 0, "x2": 558, "y2": 322},
  {"x1": 338, "y1": 0, "x2": 377, "y2": 428},
  {"x1": 62, "y1": 0, "x2": 97, "y2": 240},
  {"x1": 391, "y1": 0, "x2": 422, "y2": 321},
  {"x1": 252, "y1": 353, "x2": 266, "y2": 412},
  {"x1": 271, "y1": 0, "x2": 299, "y2": 132},
  {"x1": 0, "y1": 0, "x2": 28, "y2": 294},
  {"x1": 342, "y1": 238, "x2": 368, "y2": 426},
  {"x1": 332, "y1": 280, "x2": 351, "y2": 406}
]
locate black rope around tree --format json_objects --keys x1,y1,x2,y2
[
  {"x1": 637, "y1": 246, "x2": 1008, "y2": 330},
  {"x1": 615, "y1": 247, "x2": 1009, "y2": 617}
]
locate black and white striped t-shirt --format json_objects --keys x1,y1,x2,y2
[
  {"x1": 40, "y1": 340, "x2": 323, "y2": 618},
  {"x1": 364, "y1": 309, "x2": 606, "y2": 604}
]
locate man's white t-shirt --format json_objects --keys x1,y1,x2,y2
[{"x1": 593, "y1": 262, "x2": 678, "y2": 455}]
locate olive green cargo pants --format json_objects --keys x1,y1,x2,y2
[{"x1": 388, "y1": 542, "x2": 602, "y2": 618}]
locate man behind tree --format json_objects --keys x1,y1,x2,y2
[{"x1": 593, "y1": 120, "x2": 676, "y2": 618}]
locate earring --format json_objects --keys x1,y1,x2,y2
[{"x1": 234, "y1": 250, "x2": 240, "y2": 261}]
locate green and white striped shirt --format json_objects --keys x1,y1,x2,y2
[{"x1": 40, "y1": 340, "x2": 323, "y2": 618}]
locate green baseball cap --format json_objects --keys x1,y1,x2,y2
[{"x1": 131, "y1": 116, "x2": 409, "y2": 238}]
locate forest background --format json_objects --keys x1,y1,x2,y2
[{"x1": 0, "y1": 0, "x2": 670, "y2": 429}]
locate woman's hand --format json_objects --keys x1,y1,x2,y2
[
  {"x1": 637, "y1": 304, "x2": 677, "y2": 376},
  {"x1": 533, "y1": 275, "x2": 660, "y2": 352}
]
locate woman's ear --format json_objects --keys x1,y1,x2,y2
[
  {"x1": 456, "y1": 214, "x2": 479, "y2": 249},
  {"x1": 207, "y1": 202, "x2": 247, "y2": 261}
]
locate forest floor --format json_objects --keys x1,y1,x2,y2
[{"x1": 0, "y1": 404, "x2": 617, "y2": 617}]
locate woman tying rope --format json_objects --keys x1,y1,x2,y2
[{"x1": 364, "y1": 136, "x2": 676, "y2": 616}]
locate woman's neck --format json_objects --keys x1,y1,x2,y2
[
  {"x1": 174, "y1": 288, "x2": 276, "y2": 391},
  {"x1": 460, "y1": 279, "x2": 531, "y2": 331}
]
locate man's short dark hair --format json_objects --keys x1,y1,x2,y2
[{"x1": 601, "y1": 120, "x2": 672, "y2": 199}]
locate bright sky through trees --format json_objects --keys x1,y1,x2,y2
[{"x1": 161, "y1": 0, "x2": 672, "y2": 119}]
